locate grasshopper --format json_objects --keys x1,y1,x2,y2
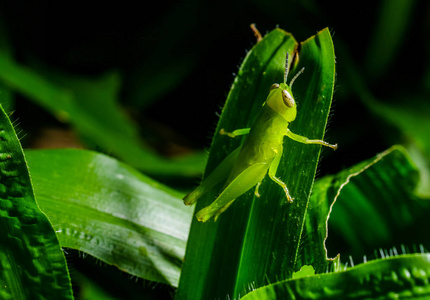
[{"x1": 184, "y1": 53, "x2": 337, "y2": 222}]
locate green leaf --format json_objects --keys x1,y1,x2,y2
[
  {"x1": 241, "y1": 254, "x2": 430, "y2": 299},
  {"x1": 0, "y1": 105, "x2": 73, "y2": 299},
  {"x1": 301, "y1": 145, "x2": 426, "y2": 272},
  {"x1": 177, "y1": 28, "x2": 336, "y2": 299},
  {"x1": 25, "y1": 149, "x2": 193, "y2": 287},
  {"x1": 328, "y1": 146, "x2": 424, "y2": 257},
  {"x1": 0, "y1": 54, "x2": 205, "y2": 176}
]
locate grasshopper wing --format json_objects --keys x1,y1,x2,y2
[
  {"x1": 183, "y1": 147, "x2": 241, "y2": 206},
  {"x1": 196, "y1": 162, "x2": 269, "y2": 222}
]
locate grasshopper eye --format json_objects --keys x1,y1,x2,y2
[
  {"x1": 270, "y1": 83, "x2": 280, "y2": 91},
  {"x1": 282, "y1": 90, "x2": 295, "y2": 108}
]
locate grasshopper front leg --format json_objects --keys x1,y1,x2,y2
[
  {"x1": 220, "y1": 128, "x2": 251, "y2": 138},
  {"x1": 285, "y1": 128, "x2": 338, "y2": 150}
]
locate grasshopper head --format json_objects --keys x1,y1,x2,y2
[{"x1": 266, "y1": 83, "x2": 297, "y2": 122}]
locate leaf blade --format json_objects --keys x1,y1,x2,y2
[
  {"x1": 177, "y1": 28, "x2": 336, "y2": 300},
  {"x1": 301, "y1": 145, "x2": 426, "y2": 272},
  {"x1": 241, "y1": 254, "x2": 430, "y2": 299},
  {"x1": 0, "y1": 105, "x2": 73, "y2": 299},
  {"x1": 26, "y1": 148, "x2": 193, "y2": 287}
]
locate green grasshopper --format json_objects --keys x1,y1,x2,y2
[{"x1": 184, "y1": 53, "x2": 337, "y2": 222}]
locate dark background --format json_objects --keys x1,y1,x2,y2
[{"x1": 2, "y1": 1, "x2": 427, "y2": 159}]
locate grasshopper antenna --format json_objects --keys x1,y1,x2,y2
[
  {"x1": 289, "y1": 67, "x2": 305, "y2": 89},
  {"x1": 284, "y1": 53, "x2": 290, "y2": 84}
]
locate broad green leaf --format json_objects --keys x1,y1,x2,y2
[
  {"x1": 0, "y1": 105, "x2": 73, "y2": 299},
  {"x1": 177, "y1": 28, "x2": 336, "y2": 300},
  {"x1": 241, "y1": 253, "x2": 430, "y2": 299},
  {"x1": 328, "y1": 146, "x2": 425, "y2": 258},
  {"x1": 25, "y1": 149, "x2": 193, "y2": 287},
  {"x1": 0, "y1": 54, "x2": 205, "y2": 176},
  {"x1": 301, "y1": 145, "x2": 426, "y2": 272}
]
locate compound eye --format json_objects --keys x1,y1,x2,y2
[
  {"x1": 270, "y1": 83, "x2": 280, "y2": 91},
  {"x1": 282, "y1": 90, "x2": 295, "y2": 108}
]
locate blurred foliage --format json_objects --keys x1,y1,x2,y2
[{"x1": 0, "y1": 0, "x2": 429, "y2": 298}]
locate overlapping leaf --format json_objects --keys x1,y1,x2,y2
[
  {"x1": 26, "y1": 149, "x2": 193, "y2": 287},
  {"x1": 241, "y1": 254, "x2": 430, "y2": 299},
  {"x1": 302, "y1": 145, "x2": 428, "y2": 269}
]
